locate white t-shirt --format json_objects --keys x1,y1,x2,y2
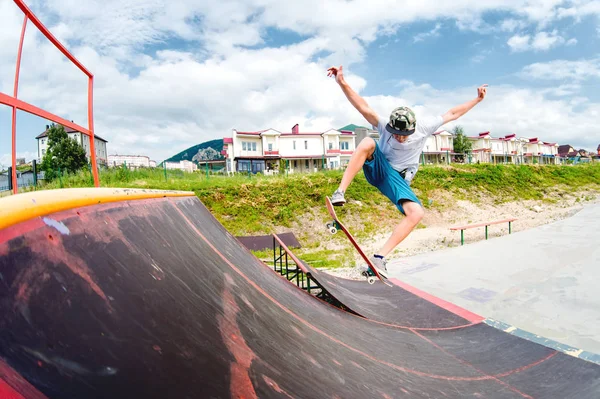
[{"x1": 374, "y1": 115, "x2": 444, "y2": 182}]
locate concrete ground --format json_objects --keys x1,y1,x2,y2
[{"x1": 388, "y1": 202, "x2": 600, "y2": 356}]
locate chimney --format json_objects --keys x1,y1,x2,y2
[{"x1": 292, "y1": 124, "x2": 299, "y2": 134}]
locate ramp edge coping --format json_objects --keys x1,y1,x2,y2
[{"x1": 0, "y1": 187, "x2": 195, "y2": 230}]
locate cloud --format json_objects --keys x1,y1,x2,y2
[
  {"x1": 499, "y1": 18, "x2": 528, "y2": 32},
  {"x1": 520, "y1": 58, "x2": 600, "y2": 81},
  {"x1": 0, "y1": 152, "x2": 38, "y2": 168},
  {"x1": 413, "y1": 23, "x2": 442, "y2": 43},
  {"x1": 2, "y1": 0, "x2": 600, "y2": 164},
  {"x1": 508, "y1": 30, "x2": 576, "y2": 52}
]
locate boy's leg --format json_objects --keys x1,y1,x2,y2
[
  {"x1": 331, "y1": 137, "x2": 376, "y2": 205},
  {"x1": 376, "y1": 201, "x2": 424, "y2": 257}
]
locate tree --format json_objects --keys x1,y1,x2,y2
[
  {"x1": 40, "y1": 124, "x2": 88, "y2": 181},
  {"x1": 452, "y1": 125, "x2": 472, "y2": 162}
]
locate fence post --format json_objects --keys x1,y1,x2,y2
[
  {"x1": 88, "y1": 162, "x2": 94, "y2": 186},
  {"x1": 32, "y1": 160, "x2": 38, "y2": 187},
  {"x1": 8, "y1": 167, "x2": 13, "y2": 191},
  {"x1": 163, "y1": 162, "x2": 167, "y2": 182}
]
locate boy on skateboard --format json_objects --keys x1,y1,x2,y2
[{"x1": 326, "y1": 65, "x2": 488, "y2": 279}]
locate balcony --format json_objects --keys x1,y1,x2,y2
[
  {"x1": 326, "y1": 149, "x2": 341, "y2": 154},
  {"x1": 264, "y1": 150, "x2": 280, "y2": 156}
]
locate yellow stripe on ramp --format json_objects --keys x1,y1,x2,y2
[{"x1": 0, "y1": 187, "x2": 195, "y2": 230}]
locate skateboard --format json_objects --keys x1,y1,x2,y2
[{"x1": 325, "y1": 196, "x2": 393, "y2": 287}]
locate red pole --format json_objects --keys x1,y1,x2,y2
[
  {"x1": 88, "y1": 76, "x2": 99, "y2": 186},
  {"x1": 12, "y1": 14, "x2": 28, "y2": 194}
]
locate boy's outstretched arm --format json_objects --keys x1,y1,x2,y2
[
  {"x1": 442, "y1": 84, "x2": 488, "y2": 124},
  {"x1": 327, "y1": 65, "x2": 379, "y2": 127}
]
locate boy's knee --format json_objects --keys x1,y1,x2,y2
[
  {"x1": 358, "y1": 137, "x2": 376, "y2": 153},
  {"x1": 404, "y1": 202, "x2": 424, "y2": 225}
]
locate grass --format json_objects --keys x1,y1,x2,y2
[{"x1": 20, "y1": 162, "x2": 600, "y2": 269}]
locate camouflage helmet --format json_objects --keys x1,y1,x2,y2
[{"x1": 385, "y1": 106, "x2": 416, "y2": 136}]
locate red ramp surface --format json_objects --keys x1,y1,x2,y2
[{"x1": 0, "y1": 188, "x2": 599, "y2": 398}]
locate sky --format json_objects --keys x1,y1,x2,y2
[{"x1": 0, "y1": 0, "x2": 599, "y2": 167}]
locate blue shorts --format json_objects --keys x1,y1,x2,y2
[{"x1": 362, "y1": 142, "x2": 421, "y2": 215}]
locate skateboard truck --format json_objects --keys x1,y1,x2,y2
[{"x1": 325, "y1": 221, "x2": 341, "y2": 235}]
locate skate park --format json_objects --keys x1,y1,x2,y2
[
  {"x1": 2, "y1": 0, "x2": 600, "y2": 397},
  {"x1": 0, "y1": 187, "x2": 599, "y2": 399}
]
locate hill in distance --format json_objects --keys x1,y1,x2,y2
[{"x1": 162, "y1": 139, "x2": 224, "y2": 165}]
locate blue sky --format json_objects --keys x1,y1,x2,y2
[{"x1": 1, "y1": 0, "x2": 599, "y2": 168}]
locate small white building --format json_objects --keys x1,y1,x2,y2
[
  {"x1": 165, "y1": 160, "x2": 198, "y2": 173},
  {"x1": 223, "y1": 124, "x2": 356, "y2": 174},
  {"x1": 421, "y1": 130, "x2": 455, "y2": 164},
  {"x1": 36, "y1": 124, "x2": 108, "y2": 166},
  {"x1": 108, "y1": 154, "x2": 152, "y2": 169}
]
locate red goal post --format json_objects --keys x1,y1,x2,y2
[{"x1": 0, "y1": 0, "x2": 99, "y2": 193}]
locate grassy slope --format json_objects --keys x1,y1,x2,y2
[{"x1": 34, "y1": 163, "x2": 600, "y2": 268}]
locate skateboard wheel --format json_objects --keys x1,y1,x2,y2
[
  {"x1": 367, "y1": 276, "x2": 376, "y2": 284},
  {"x1": 326, "y1": 222, "x2": 337, "y2": 234}
]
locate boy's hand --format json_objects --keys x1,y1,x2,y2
[
  {"x1": 477, "y1": 84, "x2": 488, "y2": 102},
  {"x1": 327, "y1": 65, "x2": 345, "y2": 85}
]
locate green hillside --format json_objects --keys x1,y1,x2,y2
[{"x1": 162, "y1": 139, "x2": 224, "y2": 165}]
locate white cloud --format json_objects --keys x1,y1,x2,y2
[
  {"x1": 0, "y1": 152, "x2": 38, "y2": 169},
  {"x1": 508, "y1": 30, "x2": 576, "y2": 52},
  {"x1": 1, "y1": 0, "x2": 600, "y2": 164},
  {"x1": 507, "y1": 34, "x2": 531, "y2": 51},
  {"x1": 413, "y1": 23, "x2": 442, "y2": 43},
  {"x1": 520, "y1": 58, "x2": 600, "y2": 81},
  {"x1": 500, "y1": 18, "x2": 528, "y2": 32}
]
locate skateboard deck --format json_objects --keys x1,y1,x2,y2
[{"x1": 325, "y1": 196, "x2": 393, "y2": 287}]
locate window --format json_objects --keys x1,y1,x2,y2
[
  {"x1": 304, "y1": 141, "x2": 308, "y2": 150},
  {"x1": 252, "y1": 142, "x2": 256, "y2": 151},
  {"x1": 294, "y1": 160, "x2": 297, "y2": 168},
  {"x1": 341, "y1": 142, "x2": 349, "y2": 150},
  {"x1": 243, "y1": 142, "x2": 247, "y2": 151},
  {"x1": 41, "y1": 139, "x2": 45, "y2": 145},
  {"x1": 305, "y1": 159, "x2": 309, "y2": 168},
  {"x1": 42, "y1": 149, "x2": 46, "y2": 156},
  {"x1": 293, "y1": 141, "x2": 296, "y2": 150},
  {"x1": 329, "y1": 142, "x2": 333, "y2": 150},
  {"x1": 268, "y1": 143, "x2": 273, "y2": 151}
]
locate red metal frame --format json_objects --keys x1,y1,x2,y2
[{"x1": 2, "y1": 0, "x2": 99, "y2": 193}]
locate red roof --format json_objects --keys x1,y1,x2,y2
[{"x1": 223, "y1": 137, "x2": 233, "y2": 144}]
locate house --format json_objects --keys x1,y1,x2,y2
[
  {"x1": 108, "y1": 154, "x2": 152, "y2": 169},
  {"x1": 339, "y1": 124, "x2": 378, "y2": 144},
  {"x1": 421, "y1": 130, "x2": 455, "y2": 164},
  {"x1": 558, "y1": 144, "x2": 576, "y2": 158},
  {"x1": 165, "y1": 160, "x2": 198, "y2": 173},
  {"x1": 223, "y1": 124, "x2": 356, "y2": 174},
  {"x1": 597, "y1": 144, "x2": 600, "y2": 156},
  {"x1": 36, "y1": 124, "x2": 108, "y2": 166},
  {"x1": 468, "y1": 132, "x2": 507, "y2": 164}
]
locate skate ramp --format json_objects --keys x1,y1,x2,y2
[{"x1": 0, "y1": 188, "x2": 599, "y2": 398}]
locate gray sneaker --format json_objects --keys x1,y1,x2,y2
[
  {"x1": 369, "y1": 255, "x2": 389, "y2": 279},
  {"x1": 330, "y1": 189, "x2": 346, "y2": 206}
]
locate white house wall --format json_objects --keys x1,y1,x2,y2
[{"x1": 279, "y1": 136, "x2": 324, "y2": 157}]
